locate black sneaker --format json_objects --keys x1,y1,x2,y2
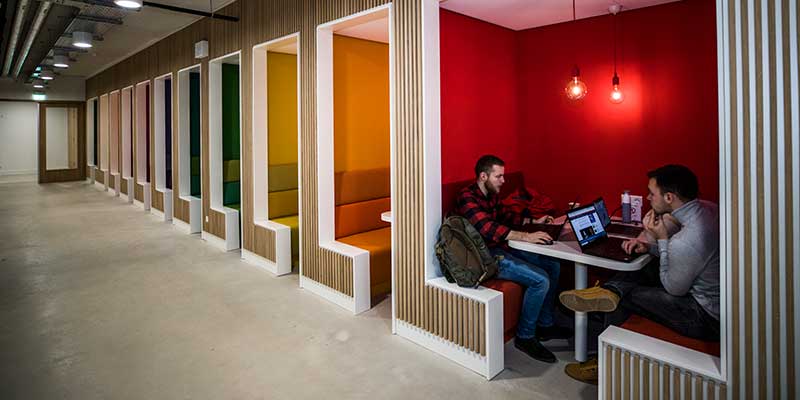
[
  {"x1": 537, "y1": 325, "x2": 574, "y2": 342},
  {"x1": 514, "y1": 336, "x2": 557, "y2": 363}
]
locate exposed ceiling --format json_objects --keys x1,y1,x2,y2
[
  {"x1": 440, "y1": 0, "x2": 682, "y2": 31},
  {"x1": 0, "y1": 0, "x2": 237, "y2": 87}
]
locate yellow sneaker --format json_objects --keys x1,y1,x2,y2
[
  {"x1": 565, "y1": 358, "x2": 598, "y2": 385},
  {"x1": 559, "y1": 286, "x2": 619, "y2": 313}
]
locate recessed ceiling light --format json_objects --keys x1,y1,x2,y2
[
  {"x1": 115, "y1": 0, "x2": 142, "y2": 9},
  {"x1": 32, "y1": 93, "x2": 47, "y2": 101},
  {"x1": 40, "y1": 69, "x2": 54, "y2": 80}
]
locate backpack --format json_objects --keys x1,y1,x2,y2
[{"x1": 435, "y1": 216, "x2": 500, "y2": 288}]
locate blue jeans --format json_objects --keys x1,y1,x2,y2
[{"x1": 490, "y1": 247, "x2": 561, "y2": 339}]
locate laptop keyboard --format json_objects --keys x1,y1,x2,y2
[
  {"x1": 605, "y1": 223, "x2": 644, "y2": 238},
  {"x1": 586, "y1": 236, "x2": 634, "y2": 262}
]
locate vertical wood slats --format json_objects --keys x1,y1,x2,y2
[
  {"x1": 134, "y1": 183, "x2": 144, "y2": 202},
  {"x1": 720, "y1": 0, "x2": 799, "y2": 398},
  {"x1": 86, "y1": 0, "x2": 486, "y2": 358},
  {"x1": 603, "y1": 344, "x2": 727, "y2": 400}
]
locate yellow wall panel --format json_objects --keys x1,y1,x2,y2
[{"x1": 267, "y1": 52, "x2": 299, "y2": 166}]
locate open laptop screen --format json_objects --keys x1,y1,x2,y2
[
  {"x1": 593, "y1": 197, "x2": 612, "y2": 227},
  {"x1": 567, "y1": 205, "x2": 607, "y2": 247}
]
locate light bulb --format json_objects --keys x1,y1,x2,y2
[
  {"x1": 565, "y1": 76, "x2": 588, "y2": 100},
  {"x1": 609, "y1": 74, "x2": 624, "y2": 104}
]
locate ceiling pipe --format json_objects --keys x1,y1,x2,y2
[
  {"x1": 12, "y1": 1, "x2": 53, "y2": 78},
  {"x1": 2, "y1": 0, "x2": 32, "y2": 76},
  {"x1": 143, "y1": 1, "x2": 238, "y2": 22},
  {"x1": 75, "y1": 14, "x2": 122, "y2": 24}
]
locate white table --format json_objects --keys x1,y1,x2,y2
[{"x1": 508, "y1": 223, "x2": 651, "y2": 362}]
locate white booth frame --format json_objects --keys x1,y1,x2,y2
[
  {"x1": 86, "y1": 97, "x2": 98, "y2": 186},
  {"x1": 153, "y1": 73, "x2": 174, "y2": 222},
  {"x1": 176, "y1": 64, "x2": 203, "y2": 234},
  {"x1": 108, "y1": 90, "x2": 122, "y2": 197},
  {"x1": 402, "y1": 0, "x2": 731, "y2": 383},
  {"x1": 98, "y1": 93, "x2": 110, "y2": 192},
  {"x1": 202, "y1": 50, "x2": 242, "y2": 252},
  {"x1": 244, "y1": 33, "x2": 301, "y2": 276},
  {"x1": 134, "y1": 80, "x2": 152, "y2": 211},
  {"x1": 311, "y1": 4, "x2": 395, "y2": 315},
  {"x1": 121, "y1": 86, "x2": 135, "y2": 203}
]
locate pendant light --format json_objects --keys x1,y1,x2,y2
[
  {"x1": 609, "y1": 4, "x2": 624, "y2": 104},
  {"x1": 565, "y1": 0, "x2": 587, "y2": 100},
  {"x1": 72, "y1": 31, "x2": 93, "y2": 48},
  {"x1": 53, "y1": 54, "x2": 69, "y2": 68}
]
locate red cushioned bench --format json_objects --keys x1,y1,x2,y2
[
  {"x1": 621, "y1": 314, "x2": 720, "y2": 356},
  {"x1": 442, "y1": 172, "x2": 528, "y2": 341}
]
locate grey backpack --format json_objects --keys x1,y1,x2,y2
[{"x1": 435, "y1": 216, "x2": 500, "y2": 288}]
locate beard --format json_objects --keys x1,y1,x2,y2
[{"x1": 486, "y1": 182, "x2": 501, "y2": 195}]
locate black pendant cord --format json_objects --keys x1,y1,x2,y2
[{"x1": 613, "y1": 10, "x2": 617, "y2": 77}]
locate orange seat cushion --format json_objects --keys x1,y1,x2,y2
[
  {"x1": 338, "y1": 227, "x2": 392, "y2": 297},
  {"x1": 481, "y1": 279, "x2": 524, "y2": 341},
  {"x1": 335, "y1": 168, "x2": 390, "y2": 206},
  {"x1": 335, "y1": 197, "x2": 391, "y2": 239},
  {"x1": 621, "y1": 314, "x2": 720, "y2": 356}
]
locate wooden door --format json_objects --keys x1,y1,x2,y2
[{"x1": 38, "y1": 102, "x2": 86, "y2": 183}]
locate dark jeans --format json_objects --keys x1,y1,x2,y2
[
  {"x1": 602, "y1": 261, "x2": 720, "y2": 341},
  {"x1": 489, "y1": 247, "x2": 561, "y2": 339}
]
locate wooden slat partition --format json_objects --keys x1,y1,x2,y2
[{"x1": 718, "y1": 0, "x2": 799, "y2": 397}]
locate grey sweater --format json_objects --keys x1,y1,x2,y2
[{"x1": 653, "y1": 199, "x2": 720, "y2": 320}]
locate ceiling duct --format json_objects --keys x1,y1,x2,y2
[
  {"x1": 16, "y1": 3, "x2": 79, "y2": 80},
  {"x1": 11, "y1": 1, "x2": 53, "y2": 77},
  {"x1": 2, "y1": 0, "x2": 31, "y2": 76}
]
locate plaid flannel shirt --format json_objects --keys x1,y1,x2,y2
[{"x1": 456, "y1": 183, "x2": 529, "y2": 248}]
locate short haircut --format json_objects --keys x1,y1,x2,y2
[
  {"x1": 647, "y1": 164, "x2": 699, "y2": 200},
  {"x1": 475, "y1": 155, "x2": 505, "y2": 178}
]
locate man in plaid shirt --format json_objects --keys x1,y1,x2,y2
[{"x1": 456, "y1": 155, "x2": 572, "y2": 363}]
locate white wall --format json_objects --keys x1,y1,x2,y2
[
  {"x1": 45, "y1": 108, "x2": 70, "y2": 170},
  {"x1": 0, "y1": 101, "x2": 38, "y2": 176}
]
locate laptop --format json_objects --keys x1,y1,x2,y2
[
  {"x1": 517, "y1": 217, "x2": 568, "y2": 240},
  {"x1": 592, "y1": 197, "x2": 644, "y2": 238},
  {"x1": 567, "y1": 204, "x2": 635, "y2": 262}
]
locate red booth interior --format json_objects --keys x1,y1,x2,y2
[{"x1": 440, "y1": 0, "x2": 720, "y2": 353}]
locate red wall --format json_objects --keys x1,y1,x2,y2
[
  {"x1": 440, "y1": 10, "x2": 520, "y2": 184},
  {"x1": 440, "y1": 0, "x2": 719, "y2": 212}
]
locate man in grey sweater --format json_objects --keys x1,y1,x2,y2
[{"x1": 559, "y1": 165, "x2": 720, "y2": 384}]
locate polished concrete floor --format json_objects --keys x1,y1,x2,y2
[{"x1": 0, "y1": 180, "x2": 596, "y2": 400}]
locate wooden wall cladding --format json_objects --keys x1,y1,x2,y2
[
  {"x1": 153, "y1": 190, "x2": 164, "y2": 212},
  {"x1": 253, "y1": 225, "x2": 277, "y2": 262},
  {"x1": 85, "y1": 0, "x2": 511, "y2": 367},
  {"x1": 134, "y1": 183, "x2": 144, "y2": 203},
  {"x1": 175, "y1": 198, "x2": 191, "y2": 224},
  {"x1": 721, "y1": 0, "x2": 798, "y2": 398}
]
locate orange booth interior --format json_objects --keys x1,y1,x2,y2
[{"x1": 332, "y1": 34, "x2": 392, "y2": 301}]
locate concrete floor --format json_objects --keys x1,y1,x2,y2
[{"x1": 0, "y1": 180, "x2": 596, "y2": 400}]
